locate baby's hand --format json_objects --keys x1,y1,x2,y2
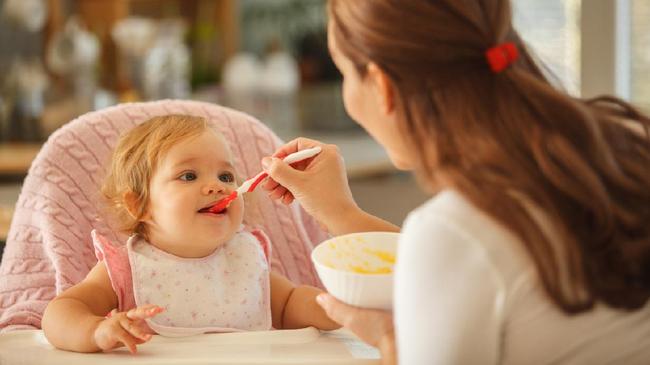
[{"x1": 93, "y1": 304, "x2": 164, "y2": 354}]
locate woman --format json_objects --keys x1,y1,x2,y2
[{"x1": 262, "y1": 0, "x2": 650, "y2": 364}]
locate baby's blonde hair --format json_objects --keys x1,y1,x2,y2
[{"x1": 102, "y1": 115, "x2": 213, "y2": 236}]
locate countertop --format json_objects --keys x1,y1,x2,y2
[{"x1": 0, "y1": 143, "x2": 41, "y2": 176}]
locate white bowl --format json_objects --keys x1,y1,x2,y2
[{"x1": 311, "y1": 231, "x2": 399, "y2": 310}]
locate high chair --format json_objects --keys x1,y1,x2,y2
[{"x1": 0, "y1": 100, "x2": 328, "y2": 332}]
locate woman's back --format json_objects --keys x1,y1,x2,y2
[{"x1": 396, "y1": 190, "x2": 650, "y2": 364}]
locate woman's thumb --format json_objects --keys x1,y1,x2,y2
[{"x1": 262, "y1": 157, "x2": 298, "y2": 187}]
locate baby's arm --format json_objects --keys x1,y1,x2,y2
[
  {"x1": 270, "y1": 272, "x2": 340, "y2": 330},
  {"x1": 42, "y1": 262, "x2": 117, "y2": 352},
  {"x1": 42, "y1": 262, "x2": 162, "y2": 353}
]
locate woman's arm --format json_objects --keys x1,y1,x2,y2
[
  {"x1": 269, "y1": 272, "x2": 340, "y2": 330},
  {"x1": 395, "y1": 213, "x2": 503, "y2": 364},
  {"x1": 328, "y1": 205, "x2": 400, "y2": 236},
  {"x1": 42, "y1": 262, "x2": 117, "y2": 352}
]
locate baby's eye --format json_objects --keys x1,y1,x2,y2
[
  {"x1": 179, "y1": 172, "x2": 197, "y2": 181},
  {"x1": 219, "y1": 172, "x2": 235, "y2": 183}
]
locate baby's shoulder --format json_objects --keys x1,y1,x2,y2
[{"x1": 91, "y1": 229, "x2": 128, "y2": 261}]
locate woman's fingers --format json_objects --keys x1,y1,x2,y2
[
  {"x1": 282, "y1": 191, "x2": 295, "y2": 205},
  {"x1": 263, "y1": 177, "x2": 295, "y2": 203},
  {"x1": 316, "y1": 293, "x2": 393, "y2": 348},
  {"x1": 263, "y1": 177, "x2": 280, "y2": 191},
  {"x1": 269, "y1": 185, "x2": 288, "y2": 200},
  {"x1": 316, "y1": 293, "x2": 353, "y2": 326},
  {"x1": 262, "y1": 138, "x2": 354, "y2": 233},
  {"x1": 271, "y1": 137, "x2": 323, "y2": 159}
]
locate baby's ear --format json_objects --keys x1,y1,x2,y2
[{"x1": 123, "y1": 191, "x2": 142, "y2": 220}]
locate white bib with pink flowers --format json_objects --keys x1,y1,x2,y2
[{"x1": 127, "y1": 231, "x2": 272, "y2": 337}]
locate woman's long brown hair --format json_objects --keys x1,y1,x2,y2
[{"x1": 329, "y1": 0, "x2": 650, "y2": 313}]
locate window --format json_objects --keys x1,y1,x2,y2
[
  {"x1": 512, "y1": 0, "x2": 581, "y2": 95},
  {"x1": 631, "y1": 0, "x2": 650, "y2": 109}
]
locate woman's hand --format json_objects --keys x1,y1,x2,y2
[
  {"x1": 93, "y1": 304, "x2": 164, "y2": 354},
  {"x1": 262, "y1": 137, "x2": 359, "y2": 232},
  {"x1": 316, "y1": 293, "x2": 394, "y2": 349}
]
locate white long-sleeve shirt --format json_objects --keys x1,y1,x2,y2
[{"x1": 395, "y1": 190, "x2": 650, "y2": 364}]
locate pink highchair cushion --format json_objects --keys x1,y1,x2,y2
[{"x1": 0, "y1": 100, "x2": 328, "y2": 332}]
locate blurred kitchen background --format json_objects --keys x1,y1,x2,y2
[{"x1": 0, "y1": 0, "x2": 648, "y2": 258}]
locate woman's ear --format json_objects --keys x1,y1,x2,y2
[{"x1": 367, "y1": 62, "x2": 395, "y2": 115}]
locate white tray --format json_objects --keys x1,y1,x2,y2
[{"x1": 0, "y1": 327, "x2": 380, "y2": 364}]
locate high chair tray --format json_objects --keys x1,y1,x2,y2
[{"x1": 0, "y1": 327, "x2": 380, "y2": 364}]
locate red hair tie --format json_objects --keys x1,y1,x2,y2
[{"x1": 485, "y1": 42, "x2": 518, "y2": 73}]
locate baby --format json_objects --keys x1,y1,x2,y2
[{"x1": 42, "y1": 115, "x2": 339, "y2": 354}]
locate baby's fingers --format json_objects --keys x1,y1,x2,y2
[
  {"x1": 126, "y1": 304, "x2": 164, "y2": 320},
  {"x1": 119, "y1": 316, "x2": 153, "y2": 342},
  {"x1": 113, "y1": 326, "x2": 140, "y2": 354}
]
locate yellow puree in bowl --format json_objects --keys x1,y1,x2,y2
[{"x1": 325, "y1": 241, "x2": 396, "y2": 274}]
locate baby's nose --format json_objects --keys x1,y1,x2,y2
[{"x1": 203, "y1": 181, "x2": 228, "y2": 195}]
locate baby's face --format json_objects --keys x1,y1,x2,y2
[{"x1": 144, "y1": 129, "x2": 244, "y2": 258}]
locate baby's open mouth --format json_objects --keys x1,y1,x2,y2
[{"x1": 198, "y1": 204, "x2": 227, "y2": 214}]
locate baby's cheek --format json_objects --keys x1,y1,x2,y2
[
  {"x1": 221, "y1": 200, "x2": 244, "y2": 243},
  {"x1": 231, "y1": 198, "x2": 245, "y2": 224}
]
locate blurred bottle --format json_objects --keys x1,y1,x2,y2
[
  {"x1": 111, "y1": 16, "x2": 158, "y2": 100},
  {"x1": 3, "y1": 59, "x2": 49, "y2": 142},
  {"x1": 142, "y1": 19, "x2": 191, "y2": 100},
  {"x1": 222, "y1": 48, "x2": 299, "y2": 136},
  {"x1": 112, "y1": 17, "x2": 191, "y2": 101},
  {"x1": 46, "y1": 17, "x2": 100, "y2": 111},
  {"x1": 1, "y1": 0, "x2": 48, "y2": 33},
  {"x1": 259, "y1": 50, "x2": 299, "y2": 136},
  {"x1": 1, "y1": 0, "x2": 49, "y2": 142},
  {"x1": 222, "y1": 52, "x2": 263, "y2": 118}
]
